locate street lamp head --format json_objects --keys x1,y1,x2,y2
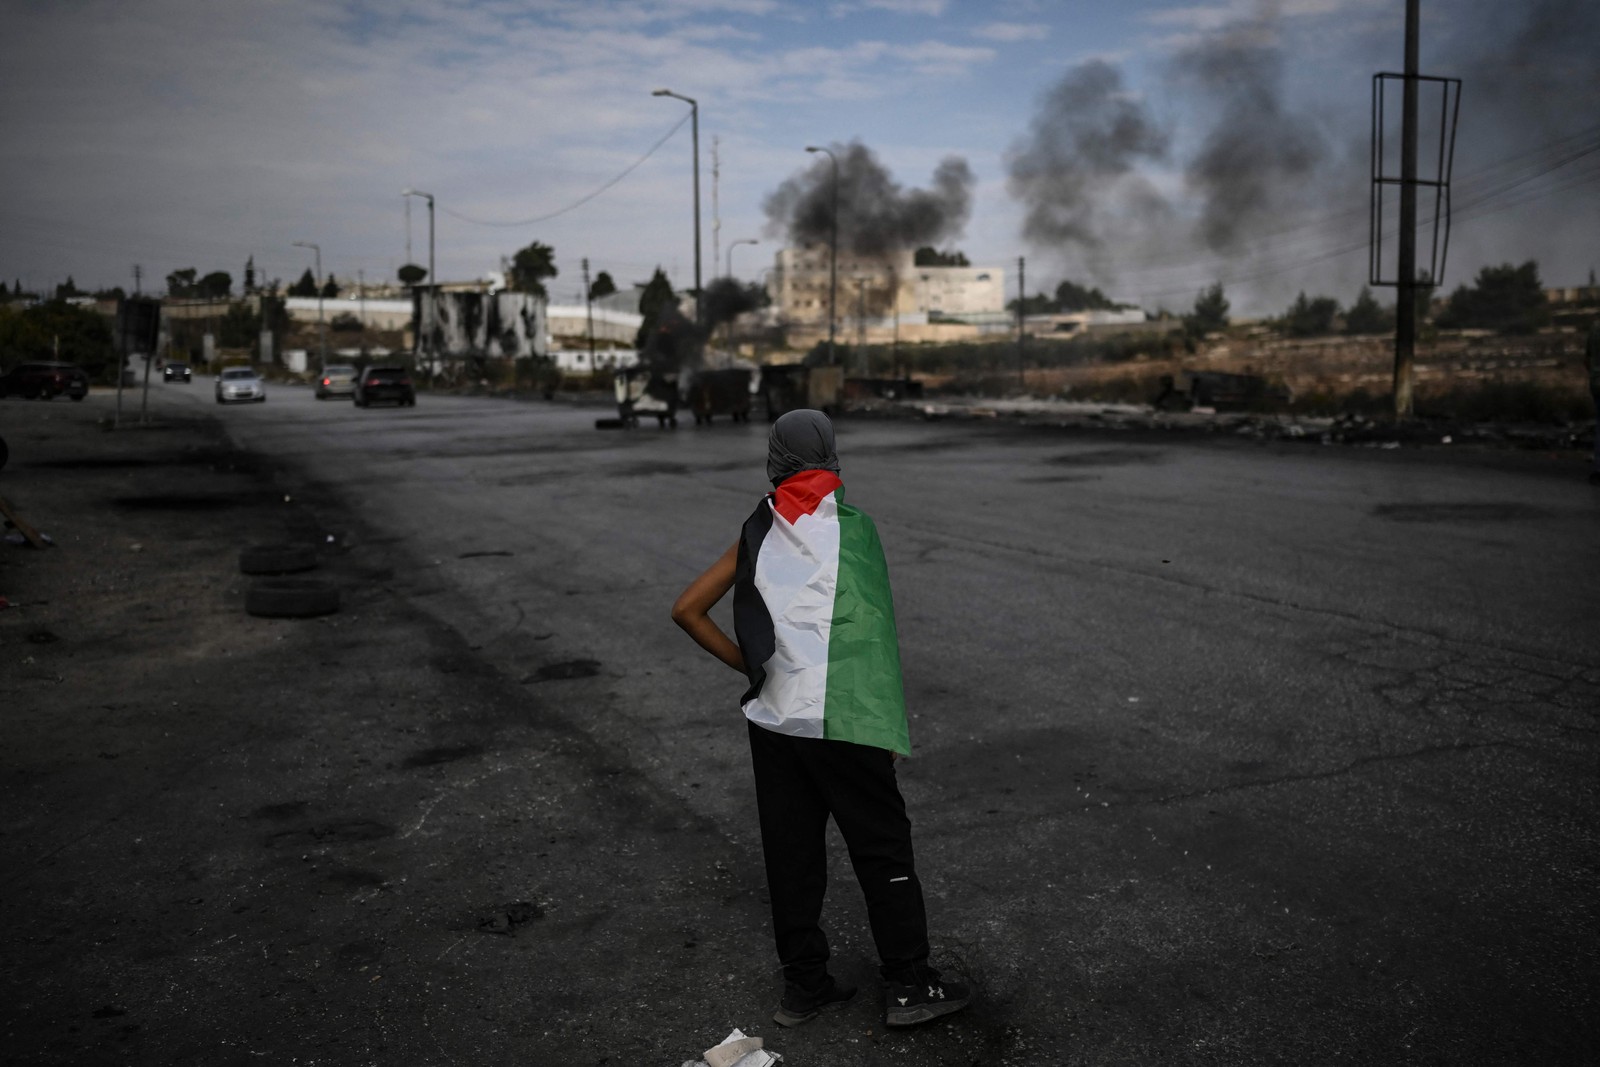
[
  {"x1": 651, "y1": 89, "x2": 670, "y2": 96},
  {"x1": 805, "y1": 145, "x2": 821, "y2": 153}
]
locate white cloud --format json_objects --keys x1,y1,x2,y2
[{"x1": 972, "y1": 21, "x2": 1050, "y2": 43}]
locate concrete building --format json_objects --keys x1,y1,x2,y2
[
  {"x1": 772, "y1": 246, "x2": 1006, "y2": 325},
  {"x1": 769, "y1": 246, "x2": 1010, "y2": 346}
]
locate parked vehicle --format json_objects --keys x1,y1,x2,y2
[
  {"x1": 163, "y1": 361, "x2": 192, "y2": 383},
  {"x1": 0, "y1": 361, "x2": 89, "y2": 401},
  {"x1": 215, "y1": 366, "x2": 266, "y2": 404},
  {"x1": 759, "y1": 363, "x2": 842, "y2": 420},
  {"x1": 685, "y1": 367, "x2": 752, "y2": 424},
  {"x1": 353, "y1": 366, "x2": 416, "y2": 407},
  {"x1": 315, "y1": 364, "x2": 359, "y2": 399}
]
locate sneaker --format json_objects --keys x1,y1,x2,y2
[
  {"x1": 884, "y1": 966, "x2": 972, "y2": 1027},
  {"x1": 772, "y1": 975, "x2": 857, "y2": 1028}
]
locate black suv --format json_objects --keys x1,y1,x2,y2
[
  {"x1": 353, "y1": 366, "x2": 417, "y2": 407},
  {"x1": 0, "y1": 361, "x2": 89, "y2": 401},
  {"x1": 163, "y1": 361, "x2": 192, "y2": 383}
]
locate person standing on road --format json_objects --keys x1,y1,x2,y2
[
  {"x1": 671, "y1": 409, "x2": 972, "y2": 1030},
  {"x1": 1586, "y1": 321, "x2": 1600, "y2": 485}
]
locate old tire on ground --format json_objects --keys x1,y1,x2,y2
[
  {"x1": 245, "y1": 577, "x2": 340, "y2": 619},
  {"x1": 239, "y1": 544, "x2": 318, "y2": 575}
]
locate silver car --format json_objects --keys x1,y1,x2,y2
[
  {"x1": 215, "y1": 366, "x2": 266, "y2": 404},
  {"x1": 315, "y1": 364, "x2": 359, "y2": 399}
]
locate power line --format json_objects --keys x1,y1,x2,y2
[{"x1": 439, "y1": 113, "x2": 692, "y2": 228}]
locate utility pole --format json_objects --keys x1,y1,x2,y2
[
  {"x1": 890, "y1": 265, "x2": 900, "y2": 379},
  {"x1": 1392, "y1": 0, "x2": 1420, "y2": 419},
  {"x1": 1016, "y1": 256, "x2": 1027, "y2": 391},
  {"x1": 583, "y1": 257, "x2": 596, "y2": 372},
  {"x1": 132, "y1": 264, "x2": 141, "y2": 296},
  {"x1": 856, "y1": 276, "x2": 867, "y2": 373},
  {"x1": 712, "y1": 135, "x2": 721, "y2": 283}
]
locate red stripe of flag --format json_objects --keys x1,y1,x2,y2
[{"x1": 772, "y1": 469, "x2": 842, "y2": 525}]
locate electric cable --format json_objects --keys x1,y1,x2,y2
[{"x1": 438, "y1": 113, "x2": 692, "y2": 228}]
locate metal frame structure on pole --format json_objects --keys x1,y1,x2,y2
[{"x1": 1369, "y1": 0, "x2": 1460, "y2": 419}]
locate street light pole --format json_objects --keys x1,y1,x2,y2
[
  {"x1": 726, "y1": 238, "x2": 758, "y2": 280},
  {"x1": 652, "y1": 89, "x2": 702, "y2": 330},
  {"x1": 805, "y1": 145, "x2": 839, "y2": 367},
  {"x1": 724, "y1": 239, "x2": 759, "y2": 353},
  {"x1": 402, "y1": 189, "x2": 435, "y2": 374},
  {"x1": 292, "y1": 240, "x2": 325, "y2": 372}
]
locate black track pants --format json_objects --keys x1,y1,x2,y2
[{"x1": 746, "y1": 720, "x2": 930, "y2": 987}]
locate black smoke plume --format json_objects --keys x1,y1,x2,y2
[
  {"x1": 764, "y1": 141, "x2": 974, "y2": 260},
  {"x1": 1172, "y1": 24, "x2": 1333, "y2": 253},
  {"x1": 1006, "y1": 59, "x2": 1169, "y2": 251}
]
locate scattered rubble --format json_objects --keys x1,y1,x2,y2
[{"x1": 866, "y1": 394, "x2": 1594, "y2": 454}]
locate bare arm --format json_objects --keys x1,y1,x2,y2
[{"x1": 671, "y1": 542, "x2": 746, "y2": 673}]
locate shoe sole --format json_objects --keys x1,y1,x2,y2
[{"x1": 885, "y1": 996, "x2": 971, "y2": 1027}]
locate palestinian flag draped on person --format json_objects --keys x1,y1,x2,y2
[{"x1": 733, "y1": 468, "x2": 911, "y2": 756}]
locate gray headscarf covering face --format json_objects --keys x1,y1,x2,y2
[{"x1": 767, "y1": 409, "x2": 841, "y2": 486}]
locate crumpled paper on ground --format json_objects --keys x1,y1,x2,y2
[{"x1": 679, "y1": 1028, "x2": 782, "y2": 1067}]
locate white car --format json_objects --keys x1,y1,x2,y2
[{"x1": 215, "y1": 367, "x2": 266, "y2": 404}]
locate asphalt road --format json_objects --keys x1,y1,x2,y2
[{"x1": 6, "y1": 379, "x2": 1598, "y2": 1065}]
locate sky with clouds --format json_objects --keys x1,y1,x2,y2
[{"x1": 2, "y1": 0, "x2": 1596, "y2": 317}]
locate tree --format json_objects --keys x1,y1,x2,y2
[
  {"x1": 1054, "y1": 279, "x2": 1120, "y2": 311},
  {"x1": 508, "y1": 241, "x2": 558, "y2": 298},
  {"x1": 288, "y1": 269, "x2": 318, "y2": 297},
  {"x1": 94, "y1": 286, "x2": 127, "y2": 302},
  {"x1": 54, "y1": 276, "x2": 86, "y2": 300},
  {"x1": 634, "y1": 267, "x2": 676, "y2": 350},
  {"x1": 1005, "y1": 292, "x2": 1056, "y2": 316},
  {"x1": 914, "y1": 247, "x2": 970, "y2": 267},
  {"x1": 1435, "y1": 261, "x2": 1548, "y2": 334},
  {"x1": 166, "y1": 268, "x2": 198, "y2": 298},
  {"x1": 1184, "y1": 282, "x2": 1229, "y2": 336},
  {"x1": 1344, "y1": 287, "x2": 1391, "y2": 335},
  {"x1": 0, "y1": 300, "x2": 115, "y2": 378},
  {"x1": 197, "y1": 271, "x2": 232, "y2": 299},
  {"x1": 397, "y1": 263, "x2": 427, "y2": 286},
  {"x1": 589, "y1": 270, "x2": 617, "y2": 301},
  {"x1": 320, "y1": 274, "x2": 340, "y2": 299},
  {"x1": 1282, "y1": 291, "x2": 1340, "y2": 337}
]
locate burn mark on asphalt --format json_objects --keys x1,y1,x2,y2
[
  {"x1": 34, "y1": 457, "x2": 152, "y2": 469},
  {"x1": 111, "y1": 493, "x2": 264, "y2": 511},
  {"x1": 265, "y1": 820, "x2": 395, "y2": 847},
  {"x1": 248, "y1": 801, "x2": 309, "y2": 821},
  {"x1": 524, "y1": 659, "x2": 601, "y2": 682},
  {"x1": 458, "y1": 550, "x2": 513, "y2": 559},
  {"x1": 1370, "y1": 502, "x2": 1549, "y2": 523},
  {"x1": 402, "y1": 743, "x2": 484, "y2": 768},
  {"x1": 1018, "y1": 474, "x2": 1103, "y2": 484},
  {"x1": 324, "y1": 868, "x2": 386, "y2": 891},
  {"x1": 1045, "y1": 448, "x2": 1164, "y2": 467}
]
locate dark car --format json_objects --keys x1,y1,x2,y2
[
  {"x1": 353, "y1": 366, "x2": 416, "y2": 407},
  {"x1": 163, "y1": 361, "x2": 192, "y2": 383},
  {"x1": 0, "y1": 361, "x2": 89, "y2": 401}
]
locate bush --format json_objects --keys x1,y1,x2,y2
[{"x1": 1415, "y1": 379, "x2": 1590, "y2": 424}]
